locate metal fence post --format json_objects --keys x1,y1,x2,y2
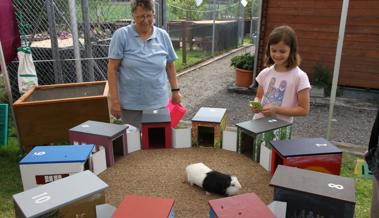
[
  {"x1": 68, "y1": 0, "x2": 83, "y2": 82},
  {"x1": 46, "y1": 0, "x2": 63, "y2": 83},
  {"x1": 81, "y1": 0, "x2": 95, "y2": 81},
  {"x1": 211, "y1": 0, "x2": 216, "y2": 56}
]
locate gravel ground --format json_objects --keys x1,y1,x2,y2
[{"x1": 178, "y1": 46, "x2": 378, "y2": 148}]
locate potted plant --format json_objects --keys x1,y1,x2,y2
[
  {"x1": 231, "y1": 52, "x2": 254, "y2": 87},
  {"x1": 311, "y1": 63, "x2": 330, "y2": 97}
]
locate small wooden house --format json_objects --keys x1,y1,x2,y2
[
  {"x1": 235, "y1": 116, "x2": 291, "y2": 172},
  {"x1": 270, "y1": 165, "x2": 356, "y2": 218},
  {"x1": 19, "y1": 144, "x2": 94, "y2": 190},
  {"x1": 13, "y1": 170, "x2": 108, "y2": 218},
  {"x1": 69, "y1": 120, "x2": 128, "y2": 167},
  {"x1": 208, "y1": 192, "x2": 274, "y2": 218},
  {"x1": 113, "y1": 195, "x2": 175, "y2": 218},
  {"x1": 191, "y1": 107, "x2": 227, "y2": 148},
  {"x1": 270, "y1": 137, "x2": 342, "y2": 176},
  {"x1": 141, "y1": 108, "x2": 172, "y2": 149}
]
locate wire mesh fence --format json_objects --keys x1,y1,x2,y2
[{"x1": 6, "y1": 0, "x2": 250, "y2": 100}]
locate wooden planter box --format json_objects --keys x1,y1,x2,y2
[{"x1": 13, "y1": 81, "x2": 110, "y2": 151}]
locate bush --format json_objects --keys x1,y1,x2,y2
[
  {"x1": 313, "y1": 63, "x2": 331, "y2": 88},
  {"x1": 312, "y1": 63, "x2": 343, "y2": 97}
]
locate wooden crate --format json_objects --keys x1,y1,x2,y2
[{"x1": 13, "y1": 81, "x2": 110, "y2": 151}]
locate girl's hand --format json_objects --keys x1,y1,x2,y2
[
  {"x1": 250, "y1": 107, "x2": 261, "y2": 113},
  {"x1": 261, "y1": 104, "x2": 277, "y2": 116},
  {"x1": 250, "y1": 104, "x2": 262, "y2": 113},
  {"x1": 249, "y1": 101, "x2": 263, "y2": 113}
]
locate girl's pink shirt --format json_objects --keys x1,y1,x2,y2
[{"x1": 253, "y1": 65, "x2": 311, "y2": 123}]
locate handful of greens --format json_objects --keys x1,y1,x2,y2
[{"x1": 249, "y1": 100, "x2": 263, "y2": 111}]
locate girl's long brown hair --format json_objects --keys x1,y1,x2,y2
[{"x1": 265, "y1": 25, "x2": 301, "y2": 69}]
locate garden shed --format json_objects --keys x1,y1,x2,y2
[{"x1": 255, "y1": 0, "x2": 379, "y2": 89}]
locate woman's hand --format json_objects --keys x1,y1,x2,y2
[
  {"x1": 172, "y1": 91, "x2": 182, "y2": 104},
  {"x1": 111, "y1": 102, "x2": 122, "y2": 119}
]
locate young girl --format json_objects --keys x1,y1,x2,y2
[{"x1": 251, "y1": 25, "x2": 310, "y2": 123}]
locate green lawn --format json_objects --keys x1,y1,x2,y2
[
  {"x1": 77, "y1": 1, "x2": 132, "y2": 22},
  {"x1": 175, "y1": 49, "x2": 211, "y2": 72},
  {"x1": 0, "y1": 134, "x2": 23, "y2": 218},
  {"x1": 175, "y1": 35, "x2": 253, "y2": 72},
  {"x1": 341, "y1": 153, "x2": 372, "y2": 218}
]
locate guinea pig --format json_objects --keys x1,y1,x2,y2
[{"x1": 185, "y1": 162, "x2": 242, "y2": 196}]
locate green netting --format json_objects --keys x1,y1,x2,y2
[{"x1": 0, "y1": 104, "x2": 9, "y2": 146}]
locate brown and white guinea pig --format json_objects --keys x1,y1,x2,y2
[{"x1": 185, "y1": 162, "x2": 242, "y2": 196}]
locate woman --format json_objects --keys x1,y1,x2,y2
[{"x1": 107, "y1": 0, "x2": 182, "y2": 128}]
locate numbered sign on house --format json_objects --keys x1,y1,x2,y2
[
  {"x1": 13, "y1": 170, "x2": 108, "y2": 218},
  {"x1": 270, "y1": 165, "x2": 356, "y2": 218}
]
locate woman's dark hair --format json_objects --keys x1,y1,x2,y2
[
  {"x1": 265, "y1": 25, "x2": 301, "y2": 69},
  {"x1": 131, "y1": 0, "x2": 154, "y2": 13}
]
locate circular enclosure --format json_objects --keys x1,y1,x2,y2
[{"x1": 99, "y1": 147, "x2": 273, "y2": 218}]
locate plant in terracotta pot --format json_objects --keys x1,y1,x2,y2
[
  {"x1": 231, "y1": 52, "x2": 254, "y2": 87},
  {"x1": 312, "y1": 63, "x2": 343, "y2": 97}
]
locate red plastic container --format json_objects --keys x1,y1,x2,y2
[{"x1": 166, "y1": 99, "x2": 187, "y2": 128}]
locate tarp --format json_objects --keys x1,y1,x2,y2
[{"x1": 0, "y1": 0, "x2": 20, "y2": 69}]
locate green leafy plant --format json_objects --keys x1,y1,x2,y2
[
  {"x1": 230, "y1": 53, "x2": 254, "y2": 71},
  {"x1": 312, "y1": 63, "x2": 331, "y2": 88},
  {"x1": 249, "y1": 100, "x2": 263, "y2": 110},
  {"x1": 312, "y1": 63, "x2": 344, "y2": 97}
]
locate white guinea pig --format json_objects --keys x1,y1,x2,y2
[{"x1": 185, "y1": 162, "x2": 242, "y2": 196}]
